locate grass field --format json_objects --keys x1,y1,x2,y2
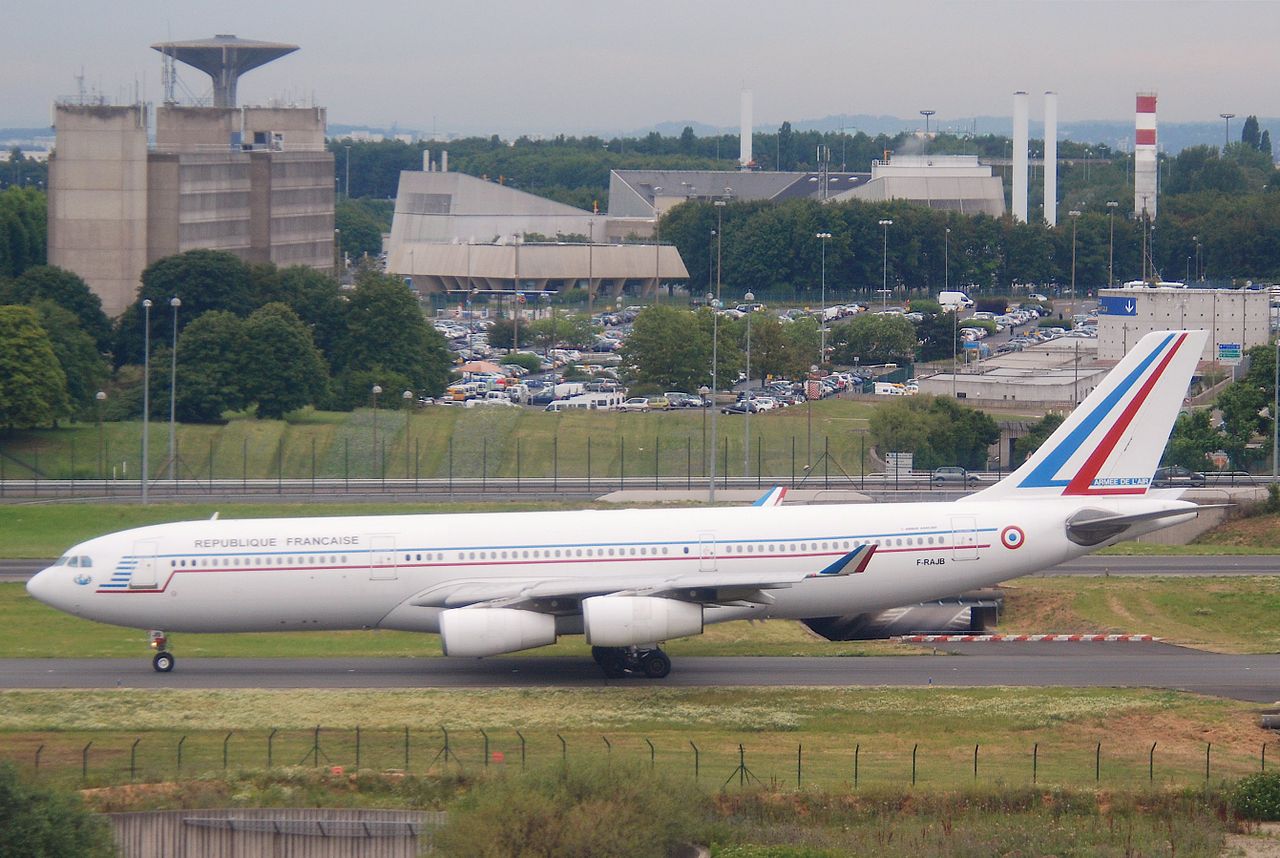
[
  {"x1": 0, "y1": 687, "x2": 1269, "y2": 796},
  {"x1": 0, "y1": 399, "x2": 874, "y2": 483}
]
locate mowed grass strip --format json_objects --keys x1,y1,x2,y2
[
  {"x1": 0, "y1": 687, "x2": 1269, "y2": 792},
  {"x1": 0, "y1": 399, "x2": 873, "y2": 482},
  {"x1": 1000, "y1": 576, "x2": 1280, "y2": 653}
]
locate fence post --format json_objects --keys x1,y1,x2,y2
[
  {"x1": 558, "y1": 734, "x2": 567, "y2": 765},
  {"x1": 415, "y1": 437, "x2": 420, "y2": 490},
  {"x1": 757, "y1": 437, "x2": 762, "y2": 489},
  {"x1": 690, "y1": 741, "x2": 700, "y2": 780},
  {"x1": 911, "y1": 743, "x2": 918, "y2": 786},
  {"x1": 311, "y1": 438, "x2": 317, "y2": 493},
  {"x1": 447, "y1": 438, "x2": 452, "y2": 496},
  {"x1": 242, "y1": 438, "x2": 248, "y2": 490},
  {"x1": 619, "y1": 436, "x2": 625, "y2": 489},
  {"x1": 481, "y1": 729, "x2": 489, "y2": 768},
  {"x1": 974, "y1": 743, "x2": 979, "y2": 780},
  {"x1": 82, "y1": 741, "x2": 91, "y2": 781},
  {"x1": 344, "y1": 438, "x2": 350, "y2": 491},
  {"x1": 404, "y1": 726, "x2": 410, "y2": 771},
  {"x1": 516, "y1": 439, "x2": 521, "y2": 492},
  {"x1": 797, "y1": 743, "x2": 802, "y2": 788},
  {"x1": 178, "y1": 735, "x2": 186, "y2": 775},
  {"x1": 313, "y1": 725, "x2": 322, "y2": 768},
  {"x1": 824, "y1": 436, "x2": 830, "y2": 489},
  {"x1": 587, "y1": 436, "x2": 592, "y2": 492},
  {"x1": 355, "y1": 725, "x2": 361, "y2": 770},
  {"x1": 34, "y1": 745, "x2": 43, "y2": 774},
  {"x1": 645, "y1": 738, "x2": 656, "y2": 770},
  {"x1": 516, "y1": 730, "x2": 526, "y2": 770},
  {"x1": 1033, "y1": 743, "x2": 1038, "y2": 784},
  {"x1": 1149, "y1": 742, "x2": 1157, "y2": 783},
  {"x1": 208, "y1": 438, "x2": 214, "y2": 491},
  {"x1": 482, "y1": 438, "x2": 487, "y2": 492},
  {"x1": 130, "y1": 738, "x2": 140, "y2": 781},
  {"x1": 1205, "y1": 742, "x2": 1211, "y2": 781},
  {"x1": 1096, "y1": 742, "x2": 1101, "y2": 782},
  {"x1": 654, "y1": 435, "x2": 659, "y2": 489},
  {"x1": 553, "y1": 436, "x2": 558, "y2": 492},
  {"x1": 854, "y1": 743, "x2": 859, "y2": 789},
  {"x1": 268, "y1": 729, "x2": 277, "y2": 768},
  {"x1": 602, "y1": 735, "x2": 611, "y2": 766},
  {"x1": 686, "y1": 437, "x2": 691, "y2": 490},
  {"x1": 1264, "y1": 742, "x2": 1268, "y2": 773},
  {"x1": 224, "y1": 731, "x2": 233, "y2": 770}
]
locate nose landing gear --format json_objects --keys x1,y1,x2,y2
[
  {"x1": 150, "y1": 630, "x2": 175, "y2": 673},
  {"x1": 591, "y1": 645, "x2": 671, "y2": 679}
]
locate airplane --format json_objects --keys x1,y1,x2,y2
[{"x1": 28, "y1": 330, "x2": 1211, "y2": 679}]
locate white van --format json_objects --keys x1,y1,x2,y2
[{"x1": 938, "y1": 290, "x2": 975, "y2": 311}]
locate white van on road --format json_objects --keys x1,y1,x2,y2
[{"x1": 938, "y1": 290, "x2": 975, "y2": 311}]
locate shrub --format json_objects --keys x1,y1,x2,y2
[
  {"x1": 501, "y1": 352, "x2": 543, "y2": 372},
  {"x1": 0, "y1": 763, "x2": 115, "y2": 857},
  {"x1": 1231, "y1": 772, "x2": 1280, "y2": 820},
  {"x1": 435, "y1": 761, "x2": 708, "y2": 857}
]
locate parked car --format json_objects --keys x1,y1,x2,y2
[
  {"x1": 620, "y1": 397, "x2": 652, "y2": 413},
  {"x1": 720, "y1": 400, "x2": 759, "y2": 415},
  {"x1": 664, "y1": 392, "x2": 700, "y2": 408},
  {"x1": 1151, "y1": 466, "x2": 1206, "y2": 488},
  {"x1": 932, "y1": 466, "x2": 980, "y2": 486}
]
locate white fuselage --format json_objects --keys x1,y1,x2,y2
[{"x1": 28, "y1": 496, "x2": 1194, "y2": 638}]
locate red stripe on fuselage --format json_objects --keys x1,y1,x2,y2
[{"x1": 1063, "y1": 333, "x2": 1187, "y2": 496}]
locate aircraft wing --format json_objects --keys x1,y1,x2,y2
[{"x1": 411, "y1": 544, "x2": 876, "y2": 610}]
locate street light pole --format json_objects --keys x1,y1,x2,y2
[
  {"x1": 878, "y1": 219, "x2": 893, "y2": 308},
  {"x1": 168, "y1": 297, "x2": 180, "y2": 482},
  {"x1": 371, "y1": 384, "x2": 382, "y2": 476},
  {"x1": 1106, "y1": 201, "x2": 1119, "y2": 287},
  {"x1": 816, "y1": 232, "x2": 831, "y2": 365},
  {"x1": 920, "y1": 109, "x2": 935, "y2": 154},
  {"x1": 1069, "y1": 210, "x2": 1082, "y2": 312},
  {"x1": 403, "y1": 390, "x2": 413, "y2": 478},
  {"x1": 141, "y1": 299, "x2": 152, "y2": 504},
  {"x1": 95, "y1": 391, "x2": 107, "y2": 480},
  {"x1": 344, "y1": 145, "x2": 351, "y2": 198},
  {"x1": 707, "y1": 293, "x2": 720, "y2": 502},
  {"x1": 653, "y1": 186, "x2": 662, "y2": 304},
  {"x1": 1274, "y1": 339, "x2": 1279, "y2": 484},
  {"x1": 744, "y1": 291, "x2": 754, "y2": 480},
  {"x1": 1220, "y1": 113, "x2": 1235, "y2": 151},
  {"x1": 714, "y1": 201, "x2": 726, "y2": 302}
]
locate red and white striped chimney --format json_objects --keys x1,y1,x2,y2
[{"x1": 1134, "y1": 93, "x2": 1157, "y2": 219}]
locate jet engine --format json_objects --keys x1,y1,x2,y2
[
  {"x1": 439, "y1": 607, "x2": 556, "y2": 657},
  {"x1": 583, "y1": 596, "x2": 702, "y2": 647}
]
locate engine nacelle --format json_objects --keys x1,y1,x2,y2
[
  {"x1": 439, "y1": 608, "x2": 556, "y2": 657},
  {"x1": 582, "y1": 596, "x2": 702, "y2": 647}
]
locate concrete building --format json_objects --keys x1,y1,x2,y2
[
  {"x1": 609, "y1": 169, "x2": 869, "y2": 227},
  {"x1": 828, "y1": 155, "x2": 1006, "y2": 217},
  {"x1": 47, "y1": 36, "x2": 334, "y2": 317},
  {"x1": 387, "y1": 165, "x2": 687, "y2": 299},
  {"x1": 1096, "y1": 286, "x2": 1267, "y2": 361}
]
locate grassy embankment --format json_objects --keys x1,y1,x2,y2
[
  {"x1": 0, "y1": 687, "x2": 1270, "y2": 796},
  {"x1": 0, "y1": 399, "x2": 874, "y2": 482}
]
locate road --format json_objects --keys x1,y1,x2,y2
[
  {"x1": 0, "y1": 643, "x2": 1274, "y2": 701},
  {"x1": 2, "y1": 554, "x2": 1274, "y2": 583}
]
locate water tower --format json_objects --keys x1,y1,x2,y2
[{"x1": 151, "y1": 34, "x2": 298, "y2": 108}]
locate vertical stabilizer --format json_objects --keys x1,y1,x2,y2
[{"x1": 966, "y1": 330, "x2": 1205, "y2": 500}]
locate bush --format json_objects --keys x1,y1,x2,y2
[
  {"x1": 1231, "y1": 772, "x2": 1280, "y2": 820},
  {"x1": 435, "y1": 761, "x2": 708, "y2": 857},
  {"x1": 959, "y1": 318, "x2": 996, "y2": 334},
  {"x1": 0, "y1": 763, "x2": 115, "y2": 857},
  {"x1": 501, "y1": 352, "x2": 543, "y2": 372}
]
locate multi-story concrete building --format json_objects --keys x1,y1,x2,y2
[
  {"x1": 1095, "y1": 286, "x2": 1267, "y2": 361},
  {"x1": 47, "y1": 36, "x2": 334, "y2": 317}
]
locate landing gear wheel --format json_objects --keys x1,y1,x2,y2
[
  {"x1": 641, "y1": 649, "x2": 671, "y2": 679},
  {"x1": 152, "y1": 651, "x2": 175, "y2": 673},
  {"x1": 602, "y1": 655, "x2": 627, "y2": 679}
]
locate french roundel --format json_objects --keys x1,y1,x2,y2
[{"x1": 1000, "y1": 526, "x2": 1026, "y2": 550}]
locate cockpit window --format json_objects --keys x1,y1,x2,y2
[
  {"x1": 78, "y1": 556, "x2": 92, "y2": 568},
  {"x1": 55, "y1": 555, "x2": 70, "y2": 566},
  {"x1": 67, "y1": 556, "x2": 79, "y2": 568}
]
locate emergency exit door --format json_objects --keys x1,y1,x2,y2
[{"x1": 368, "y1": 535, "x2": 398, "y2": 580}]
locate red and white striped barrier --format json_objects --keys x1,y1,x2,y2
[{"x1": 900, "y1": 633, "x2": 1158, "y2": 643}]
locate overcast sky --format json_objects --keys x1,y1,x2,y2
[{"x1": 5, "y1": 0, "x2": 1277, "y2": 136}]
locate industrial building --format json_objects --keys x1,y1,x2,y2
[
  {"x1": 919, "y1": 341, "x2": 1106, "y2": 407},
  {"x1": 827, "y1": 155, "x2": 1005, "y2": 217},
  {"x1": 47, "y1": 35, "x2": 335, "y2": 317},
  {"x1": 1096, "y1": 286, "x2": 1267, "y2": 361},
  {"x1": 386, "y1": 160, "x2": 687, "y2": 299}
]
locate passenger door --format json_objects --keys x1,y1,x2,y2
[
  {"x1": 368, "y1": 535, "x2": 398, "y2": 580},
  {"x1": 129, "y1": 540, "x2": 159, "y2": 589},
  {"x1": 698, "y1": 533, "x2": 717, "y2": 572}
]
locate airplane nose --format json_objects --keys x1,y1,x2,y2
[{"x1": 26, "y1": 568, "x2": 58, "y2": 606}]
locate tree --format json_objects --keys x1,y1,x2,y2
[
  {"x1": 1162, "y1": 410, "x2": 1221, "y2": 470},
  {"x1": 0, "y1": 764, "x2": 114, "y2": 858},
  {"x1": 915, "y1": 311, "x2": 959, "y2": 363},
  {"x1": 828, "y1": 313, "x2": 916, "y2": 365},
  {"x1": 5, "y1": 265, "x2": 111, "y2": 351},
  {"x1": 172, "y1": 311, "x2": 249, "y2": 423},
  {"x1": 1242, "y1": 116, "x2": 1261, "y2": 150},
  {"x1": 619, "y1": 305, "x2": 712, "y2": 392},
  {"x1": 869, "y1": 395, "x2": 999, "y2": 470},
  {"x1": 335, "y1": 273, "x2": 452, "y2": 397},
  {"x1": 336, "y1": 199, "x2": 386, "y2": 259},
  {"x1": 241, "y1": 304, "x2": 329, "y2": 419},
  {"x1": 1012, "y1": 412, "x2": 1065, "y2": 467},
  {"x1": 31, "y1": 301, "x2": 107, "y2": 416},
  {"x1": 0, "y1": 305, "x2": 70, "y2": 428}
]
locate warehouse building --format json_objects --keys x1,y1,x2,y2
[{"x1": 1095, "y1": 286, "x2": 1267, "y2": 361}]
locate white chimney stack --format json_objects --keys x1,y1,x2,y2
[
  {"x1": 423, "y1": 149, "x2": 431, "y2": 172},
  {"x1": 739, "y1": 89, "x2": 753, "y2": 168},
  {"x1": 441, "y1": 150, "x2": 448, "y2": 173},
  {"x1": 1012, "y1": 91, "x2": 1029, "y2": 222},
  {"x1": 1044, "y1": 91, "x2": 1057, "y2": 226}
]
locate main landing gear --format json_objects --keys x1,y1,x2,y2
[
  {"x1": 150, "y1": 630, "x2": 175, "y2": 673},
  {"x1": 591, "y1": 645, "x2": 671, "y2": 679}
]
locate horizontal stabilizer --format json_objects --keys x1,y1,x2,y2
[
  {"x1": 812, "y1": 543, "x2": 876, "y2": 577},
  {"x1": 1065, "y1": 504, "x2": 1220, "y2": 546}
]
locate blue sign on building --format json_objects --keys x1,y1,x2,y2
[{"x1": 1099, "y1": 295, "x2": 1138, "y2": 316}]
